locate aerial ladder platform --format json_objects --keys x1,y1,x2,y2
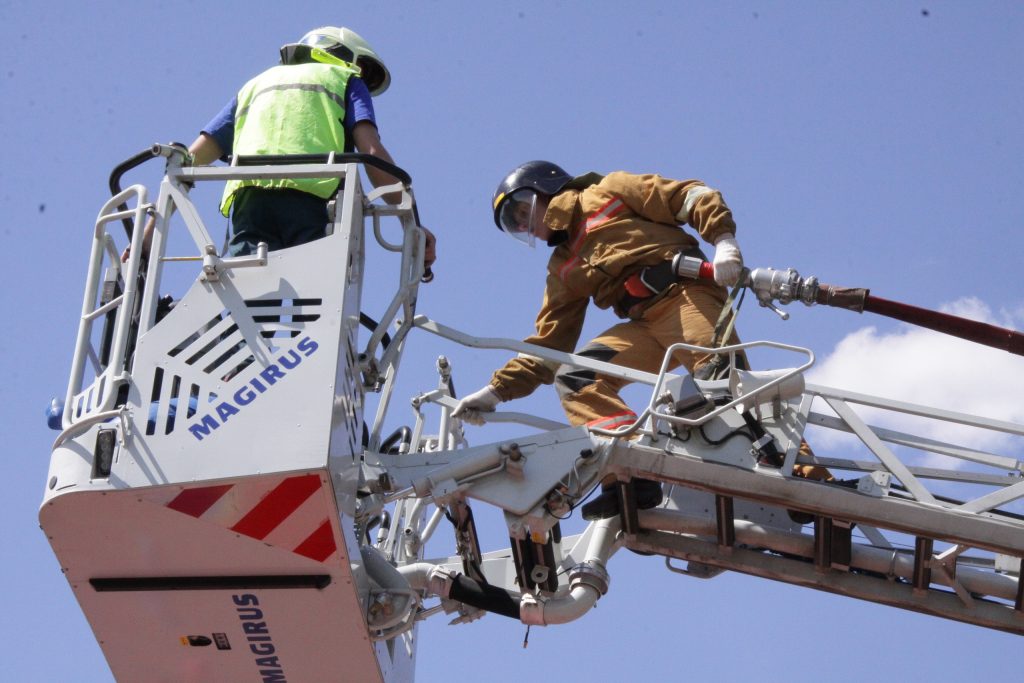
[{"x1": 41, "y1": 147, "x2": 1024, "y2": 682}]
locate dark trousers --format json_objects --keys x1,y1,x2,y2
[{"x1": 228, "y1": 186, "x2": 330, "y2": 256}]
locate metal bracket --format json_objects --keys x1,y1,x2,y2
[
  {"x1": 501, "y1": 442, "x2": 526, "y2": 480},
  {"x1": 665, "y1": 557, "x2": 726, "y2": 579},
  {"x1": 857, "y1": 471, "x2": 892, "y2": 497},
  {"x1": 200, "y1": 242, "x2": 268, "y2": 282}
]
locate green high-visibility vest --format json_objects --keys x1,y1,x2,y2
[{"x1": 220, "y1": 62, "x2": 355, "y2": 216}]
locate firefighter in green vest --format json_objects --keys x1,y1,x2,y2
[{"x1": 127, "y1": 27, "x2": 435, "y2": 268}]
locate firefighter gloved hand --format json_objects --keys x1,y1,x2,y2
[
  {"x1": 452, "y1": 385, "x2": 502, "y2": 426},
  {"x1": 712, "y1": 233, "x2": 743, "y2": 287},
  {"x1": 420, "y1": 226, "x2": 437, "y2": 283}
]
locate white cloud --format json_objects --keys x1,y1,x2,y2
[{"x1": 806, "y1": 298, "x2": 1024, "y2": 458}]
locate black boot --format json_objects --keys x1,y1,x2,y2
[
  {"x1": 580, "y1": 485, "x2": 618, "y2": 521},
  {"x1": 634, "y1": 478, "x2": 665, "y2": 509},
  {"x1": 581, "y1": 479, "x2": 664, "y2": 521}
]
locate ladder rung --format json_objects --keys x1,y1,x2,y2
[
  {"x1": 715, "y1": 495, "x2": 735, "y2": 548},
  {"x1": 913, "y1": 537, "x2": 934, "y2": 590}
]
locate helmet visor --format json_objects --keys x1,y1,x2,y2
[
  {"x1": 300, "y1": 32, "x2": 355, "y2": 63},
  {"x1": 497, "y1": 189, "x2": 538, "y2": 247}
]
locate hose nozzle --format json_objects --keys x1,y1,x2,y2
[{"x1": 747, "y1": 267, "x2": 819, "y2": 309}]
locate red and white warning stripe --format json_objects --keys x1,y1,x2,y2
[
  {"x1": 157, "y1": 473, "x2": 339, "y2": 563},
  {"x1": 559, "y1": 197, "x2": 626, "y2": 283}
]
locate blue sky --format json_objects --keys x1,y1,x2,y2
[{"x1": 3, "y1": 2, "x2": 1023, "y2": 681}]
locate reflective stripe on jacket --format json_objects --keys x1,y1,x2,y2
[{"x1": 220, "y1": 62, "x2": 355, "y2": 215}]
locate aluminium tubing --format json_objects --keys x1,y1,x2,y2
[
  {"x1": 640, "y1": 509, "x2": 1019, "y2": 602},
  {"x1": 582, "y1": 515, "x2": 623, "y2": 565},
  {"x1": 522, "y1": 584, "x2": 600, "y2": 626},
  {"x1": 398, "y1": 517, "x2": 624, "y2": 626},
  {"x1": 403, "y1": 566, "x2": 606, "y2": 626},
  {"x1": 397, "y1": 562, "x2": 448, "y2": 592},
  {"x1": 519, "y1": 517, "x2": 622, "y2": 626}
]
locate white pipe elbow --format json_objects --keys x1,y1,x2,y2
[
  {"x1": 519, "y1": 560, "x2": 611, "y2": 626},
  {"x1": 396, "y1": 562, "x2": 454, "y2": 598},
  {"x1": 520, "y1": 583, "x2": 601, "y2": 626}
]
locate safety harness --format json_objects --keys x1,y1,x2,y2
[
  {"x1": 694, "y1": 267, "x2": 749, "y2": 380},
  {"x1": 619, "y1": 247, "x2": 709, "y2": 317},
  {"x1": 620, "y1": 249, "x2": 750, "y2": 382}
]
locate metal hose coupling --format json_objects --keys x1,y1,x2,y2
[
  {"x1": 747, "y1": 267, "x2": 819, "y2": 310},
  {"x1": 426, "y1": 566, "x2": 456, "y2": 599},
  {"x1": 568, "y1": 561, "x2": 611, "y2": 596},
  {"x1": 519, "y1": 560, "x2": 611, "y2": 627}
]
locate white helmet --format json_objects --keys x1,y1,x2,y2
[{"x1": 281, "y1": 26, "x2": 391, "y2": 95}]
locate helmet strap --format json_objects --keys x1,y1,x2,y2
[
  {"x1": 546, "y1": 231, "x2": 568, "y2": 247},
  {"x1": 309, "y1": 47, "x2": 356, "y2": 69}
]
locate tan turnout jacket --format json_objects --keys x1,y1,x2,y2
[{"x1": 490, "y1": 171, "x2": 737, "y2": 401}]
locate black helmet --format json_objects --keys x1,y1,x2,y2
[{"x1": 492, "y1": 160, "x2": 572, "y2": 231}]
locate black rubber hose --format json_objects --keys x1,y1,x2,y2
[
  {"x1": 380, "y1": 426, "x2": 412, "y2": 454},
  {"x1": 108, "y1": 147, "x2": 164, "y2": 238},
  {"x1": 448, "y1": 574, "x2": 521, "y2": 620},
  {"x1": 359, "y1": 312, "x2": 392, "y2": 349}
]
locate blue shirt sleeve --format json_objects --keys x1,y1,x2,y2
[
  {"x1": 345, "y1": 77, "x2": 377, "y2": 131},
  {"x1": 201, "y1": 96, "x2": 237, "y2": 159}
]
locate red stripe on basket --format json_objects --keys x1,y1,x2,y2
[
  {"x1": 230, "y1": 474, "x2": 322, "y2": 540},
  {"x1": 293, "y1": 519, "x2": 337, "y2": 562},
  {"x1": 166, "y1": 484, "x2": 233, "y2": 518}
]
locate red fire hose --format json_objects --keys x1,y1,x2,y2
[{"x1": 686, "y1": 257, "x2": 1024, "y2": 357}]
